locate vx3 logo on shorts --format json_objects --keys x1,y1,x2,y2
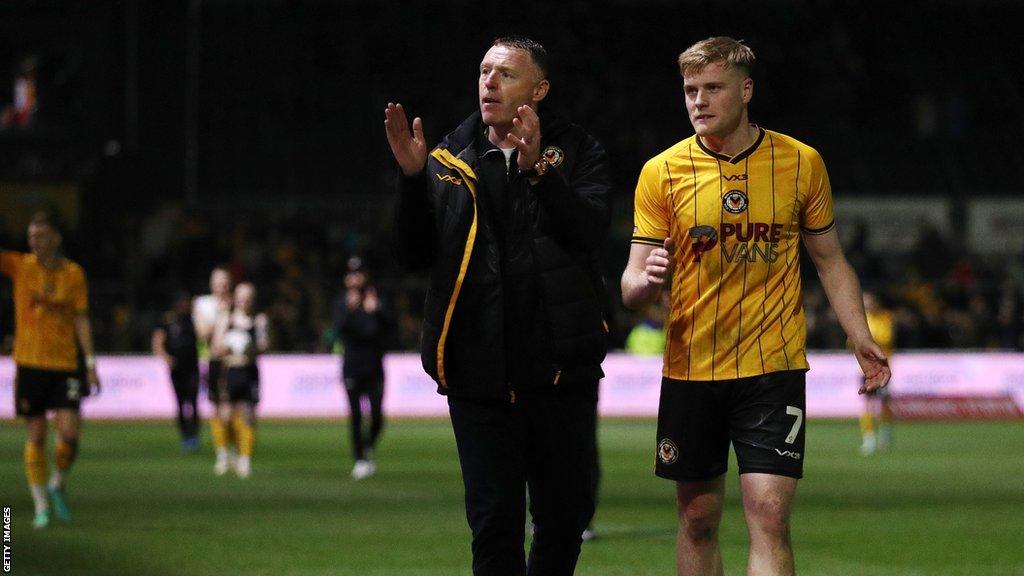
[
  {"x1": 774, "y1": 449, "x2": 802, "y2": 460},
  {"x1": 435, "y1": 173, "x2": 463, "y2": 186}
]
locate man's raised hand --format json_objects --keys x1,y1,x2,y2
[
  {"x1": 384, "y1": 103, "x2": 427, "y2": 176},
  {"x1": 511, "y1": 105, "x2": 542, "y2": 170}
]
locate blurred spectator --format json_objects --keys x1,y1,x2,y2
[
  {"x1": 624, "y1": 292, "x2": 667, "y2": 355},
  {"x1": 1, "y1": 56, "x2": 39, "y2": 130}
]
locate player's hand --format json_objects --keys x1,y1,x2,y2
[
  {"x1": 854, "y1": 339, "x2": 891, "y2": 394},
  {"x1": 511, "y1": 105, "x2": 541, "y2": 170},
  {"x1": 384, "y1": 103, "x2": 427, "y2": 176},
  {"x1": 645, "y1": 237, "x2": 675, "y2": 286},
  {"x1": 363, "y1": 287, "x2": 380, "y2": 313},
  {"x1": 346, "y1": 288, "x2": 362, "y2": 310},
  {"x1": 87, "y1": 367, "x2": 102, "y2": 396}
]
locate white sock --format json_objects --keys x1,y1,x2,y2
[
  {"x1": 30, "y1": 484, "x2": 48, "y2": 514},
  {"x1": 48, "y1": 468, "x2": 64, "y2": 491}
]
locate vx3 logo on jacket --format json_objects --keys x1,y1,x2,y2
[
  {"x1": 435, "y1": 173, "x2": 463, "y2": 186},
  {"x1": 687, "y1": 222, "x2": 784, "y2": 264}
]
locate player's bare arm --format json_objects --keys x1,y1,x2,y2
[
  {"x1": 384, "y1": 102, "x2": 427, "y2": 176},
  {"x1": 151, "y1": 327, "x2": 175, "y2": 369},
  {"x1": 621, "y1": 237, "x2": 675, "y2": 310},
  {"x1": 210, "y1": 314, "x2": 230, "y2": 359},
  {"x1": 803, "y1": 228, "x2": 891, "y2": 394},
  {"x1": 74, "y1": 313, "x2": 101, "y2": 395}
]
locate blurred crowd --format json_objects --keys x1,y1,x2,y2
[
  {"x1": 2, "y1": 202, "x2": 1022, "y2": 355},
  {"x1": 2, "y1": 3, "x2": 1023, "y2": 354}
]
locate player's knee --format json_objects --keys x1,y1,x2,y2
[
  {"x1": 58, "y1": 434, "x2": 79, "y2": 447},
  {"x1": 745, "y1": 495, "x2": 791, "y2": 538},
  {"x1": 680, "y1": 507, "x2": 721, "y2": 543}
]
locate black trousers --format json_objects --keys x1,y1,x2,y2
[
  {"x1": 171, "y1": 369, "x2": 200, "y2": 439},
  {"x1": 344, "y1": 377, "x2": 384, "y2": 461},
  {"x1": 447, "y1": 381, "x2": 599, "y2": 576}
]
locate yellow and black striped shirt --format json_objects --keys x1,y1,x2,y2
[
  {"x1": 632, "y1": 127, "x2": 834, "y2": 381},
  {"x1": 0, "y1": 251, "x2": 88, "y2": 372}
]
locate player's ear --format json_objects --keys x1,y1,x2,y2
[
  {"x1": 533, "y1": 79, "x2": 550, "y2": 103},
  {"x1": 742, "y1": 77, "x2": 753, "y2": 104}
]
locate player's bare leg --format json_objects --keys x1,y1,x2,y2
[
  {"x1": 675, "y1": 476, "x2": 725, "y2": 576},
  {"x1": 25, "y1": 415, "x2": 50, "y2": 528},
  {"x1": 740, "y1": 473, "x2": 797, "y2": 576},
  {"x1": 49, "y1": 409, "x2": 81, "y2": 522}
]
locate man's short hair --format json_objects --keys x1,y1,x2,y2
[
  {"x1": 493, "y1": 36, "x2": 548, "y2": 79},
  {"x1": 29, "y1": 210, "x2": 61, "y2": 234},
  {"x1": 678, "y1": 36, "x2": 755, "y2": 78}
]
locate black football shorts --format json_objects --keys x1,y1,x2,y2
[
  {"x1": 14, "y1": 365, "x2": 89, "y2": 416},
  {"x1": 225, "y1": 365, "x2": 260, "y2": 404},
  {"x1": 655, "y1": 369, "x2": 807, "y2": 481}
]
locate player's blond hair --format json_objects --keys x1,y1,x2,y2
[{"x1": 678, "y1": 36, "x2": 755, "y2": 77}]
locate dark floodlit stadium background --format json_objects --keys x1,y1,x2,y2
[{"x1": 1, "y1": 2, "x2": 1023, "y2": 575}]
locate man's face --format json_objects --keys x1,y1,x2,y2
[
  {"x1": 235, "y1": 284, "x2": 255, "y2": 312},
  {"x1": 27, "y1": 223, "x2": 60, "y2": 259},
  {"x1": 478, "y1": 45, "x2": 548, "y2": 129},
  {"x1": 345, "y1": 271, "x2": 367, "y2": 291},
  {"x1": 683, "y1": 62, "x2": 752, "y2": 139},
  {"x1": 210, "y1": 270, "x2": 231, "y2": 297}
]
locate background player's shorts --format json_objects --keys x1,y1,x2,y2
[
  {"x1": 343, "y1": 376, "x2": 383, "y2": 394},
  {"x1": 655, "y1": 369, "x2": 807, "y2": 481},
  {"x1": 206, "y1": 359, "x2": 225, "y2": 403},
  {"x1": 225, "y1": 365, "x2": 260, "y2": 404},
  {"x1": 14, "y1": 365, "x2": 89, "y2": 416}
]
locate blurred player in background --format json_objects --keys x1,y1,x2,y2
[
  {"x1": 333, "y1": 257, "x2": 391, "y2": 481},
  {"x1": 386, "y1": 35, "x2": 610, "y2": 576},
  {"x1": 621, "y1": 37, "x2": 891, "y2": 575},
  {"x1": 193, "y1": 267, "x2": 234, "y2": 474},
  {"x1": 625, "y1": 291, "x2": 669, "y2": 356},
  {"x1": 1, "y1": 212, "x2": 100, "y2": 529},
  {"x1": 858, "y1": 291, "x2": 895, "y2": 455},
  {"x1": 152, "y1": 290, "x2": 201, "y2": 453},
  {"x1": 211, "y1": 282, "x2": 268, "y2": 478}
]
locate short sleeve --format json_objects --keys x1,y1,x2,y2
[
  {"x1": 800, "y1": 148, "x2": 835, "y2": 235},
  {"x1": 0, "y1": 251, "x2": 23, "y2": 279},
  {"x1": 632, "y1": 158, "x2": 670, "y2": 246}
]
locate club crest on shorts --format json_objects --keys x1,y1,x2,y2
[
  {"x1": 541, "y1": 146, "x2": 564, "y2": 167},
  {"x1": 723, "y1": 190, "x2": 748, "y2": 214},
  {"x1": 657, "y1": 438, "x2": 679, "y2": 465}
]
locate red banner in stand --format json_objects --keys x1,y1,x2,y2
[{"x1": 890, "y1": 394, "x2": 1023, "y2": 420}]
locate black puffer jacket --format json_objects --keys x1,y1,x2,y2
[{"x1": 395, "y1": 110, "x2": 611, "y2": 400}]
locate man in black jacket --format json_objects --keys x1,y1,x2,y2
[
  {"x1": 334, "y1": 257, "x2": 390, "y2": 480},
  {"x1": 385, "y1": 36, "x2": 611, "y2": 576}
]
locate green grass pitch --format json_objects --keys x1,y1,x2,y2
[{"x1": 1, "y1": 418, "x2": 1022, "y2": 575}]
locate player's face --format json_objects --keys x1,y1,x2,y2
[
  {"x1": 210, "y1": 270, "x2": 231, "y2": 297},
  {"x1": 344, "y1": 271, "x2": 366, "y2": 291},
  {"x1": 478, "y1": 45, "x2": 548, "y2": 129},
  {"x1": 235, "y1": 284, "x2": 255, "y2": 312},
  {"x1": 27, "y1": 223, "x2": 60, "y2": 259},
  {"x1": 683, "y1": 62, "x2": 752, "y2": 139}
]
